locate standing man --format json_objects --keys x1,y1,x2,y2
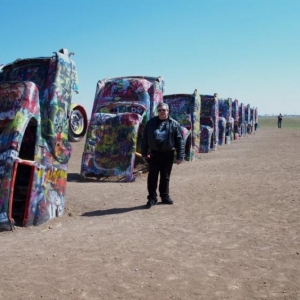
[
  {"x1": 141, "y1": 103, "x2": 185, "y2": 208},
  {"x1": 277, "y1": 113, "x2": 283, "y2": 128}
]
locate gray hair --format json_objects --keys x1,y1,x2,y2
[{"x1": 157, "y1": 103, "x2": 169, "y2": 110}]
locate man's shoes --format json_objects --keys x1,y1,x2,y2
[
  {"x1": 146, "y1": 197, "x2": 157, "y2": 208},
  {"x1": 161, "y1": 197, "x2": 173, "y2": 205}
]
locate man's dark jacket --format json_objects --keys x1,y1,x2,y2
[{"x1": 141, "y1": 116, "x2": 185, "y2": 160}]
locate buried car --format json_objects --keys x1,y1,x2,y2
[
  {"x1": 80, "y1": 76, "x2": 165, "y2": 182},
  {"x1": 163, "y1": 89, "x2": 201, "y2": 161},
  {"x1": 0, "y1": 49, "x2": 87, "y2": 230}
]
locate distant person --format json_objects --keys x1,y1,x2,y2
[
  {"x1": 141, "y1": 103, "x2": 185, "y2": 208},
  {"x1": 277, "y1": 113, "x2": 283, "y2": 128}
]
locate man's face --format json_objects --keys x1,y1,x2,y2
[{"x1": 157, "y1": 106, "x2": 169, "y2": 120}]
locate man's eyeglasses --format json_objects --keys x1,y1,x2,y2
[{"x1": 158, "y1": 109, "x2": 167, "y2": 112}]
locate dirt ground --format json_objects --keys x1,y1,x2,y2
[{"x1": 1, "y1": 127, "x2": 300, "y2": 300}]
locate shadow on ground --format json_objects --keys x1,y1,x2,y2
[
  {"x1": 81, "y1": 205, "x2": 147, "y2": 217},
  {"x1": 67, "y1": 173, "x2": 125, "y2": 183},
  {"x1": 67, "y1": 173, "x2": 81, "y2": 182}
]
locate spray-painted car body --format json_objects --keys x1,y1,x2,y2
[
  {"x1": 245, "y1": 104, "x2": 252, "y2": 134},
  {"x1": 81, "y1": 76, "x2": 165, "y2": 182},
  {"x1": 218, "y1": 117, "x2": 226, "y2": 146},
  {"x1": 163, "y1": 90, "x2": 201, "y2": 161},
  {"x1": 239, "y1": 103, "x2": 246, "y2": 137},
  {"x1": 232, "y1": 99, "x2": 240, "y2": 140},
  {"x1": 219, "y1": 98, "x2": 233, "y2": 144},
  {"x1": 200, "y1": 125, "x2": 213, "y2": 153},
  {"x1": 0, "y1": 49, "x2": 81, "y2": 230},
  {"x1": 200, "y1": 94, "x2": 219, "y2": 151},
  {"x1": 253, "y1": 107, "x2": 258, "y2": 131},
  {"x1": 249, "y1": 106, "x2": 258, "y2": 133}
]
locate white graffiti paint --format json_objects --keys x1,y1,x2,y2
[{"x1": 0, "y1": 149, "x2": 18, "y2": 162}]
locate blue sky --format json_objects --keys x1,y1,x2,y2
[{"x1": 1, "y1": 0, "x2": 299, "y2": 116}]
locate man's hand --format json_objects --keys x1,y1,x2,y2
[{"x1": 176, "y1": 159, "x2": 183, "y2": 165}]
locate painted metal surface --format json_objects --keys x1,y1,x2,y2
[
  {"x1": 163, "y1": 89, "x2": 201, "y2": 161},
  {"x1": 200, "y1": 94, "x2": 219, "y2": 151},
  {"x1": 0, "y1": 49, "x2": 78, "y2": 229},
  {"x1": 245, "y1": 104, "x2": 251, "y2": 124},
  {"x1": 254, "y1": 107, "x2": 258, "y2": 128},
  {"x1": 239, "y1": 103, "x2": 246, "y2": 137},
  {"x1": 228, "y1": 117, "x2": 234, "y2": 142},
  {"x1": 232, "y1": 99, "x2": 240, "y2": 139},
  {"x1": 218, "y1": 117, "x2": 226, "y2": 146},
  {"x1": 219, "y1": 98, "x2": 232, "y2": 122},
  {"x1": 81, "y1": 76, "x2": 165, "y2": 182},
  {"x1": 200, "y1": 125, "x2": 213, "y2": 153},
  {"x1": 219, "y1": 98, "x2": 233, "y2": 143},
  {"x1": 232, "y1": 99, "x2": 239, "y2": 122}
]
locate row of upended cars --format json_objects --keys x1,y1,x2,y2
[{"x1": 0, "y1": 49, "x2": 257, "y2": 230}]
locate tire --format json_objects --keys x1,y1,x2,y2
[{"x1": 68, "y1": 106, "x2": 88, "y2": 142}]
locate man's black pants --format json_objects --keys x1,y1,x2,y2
[{"x1": 147, "y1": 150, "x2": 174, "y2": 199}]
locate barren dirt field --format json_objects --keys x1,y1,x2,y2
[{"x1": 1, "y1": 127, "x2": 300, "y2": 300}]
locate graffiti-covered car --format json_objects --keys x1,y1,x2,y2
[
  {"x1": 239, "y1": 103, "x2": 246, "y2": 137},
  {"x1": 163, "y1": 90, "x2": 201, "y2": 161},
  {"x1": 219, "y1": 98, "x2": 233, "y2": 145},
  {"x1": 81, "y1": 76, "x2": 165, "y2": 182},
  {"x1": 232, "y1": 99, "x2": 240, "y2": 140},
  {"x1": 200, "y1": 93, "x2": 219, "y2": 151},
  {"x1": 0, "y1": 49, "x2": 83, "y2": 230}
]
